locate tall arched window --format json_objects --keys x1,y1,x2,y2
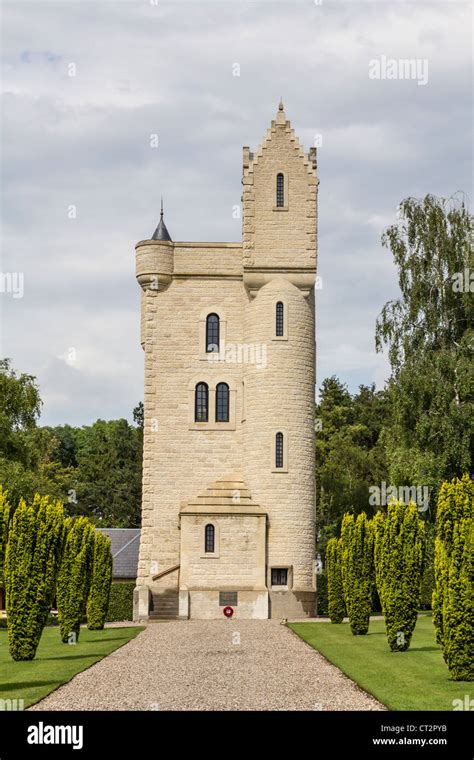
[
  {"x1": 275, "y1": 432, "x2": 284, "y2": 468},
  {"x1": 205, "y1": 524, "x2": 215, "y2": 553},
  {"x1": 276, "y1": 301, "x2": 284, "y2": 336},
  {"x1": 276, "y1": 173, "x2": 284, "y2": 207},
  {"x1": 206, "y1": 313, "x2": 220, "y2": 353},
  {"x1": 195, "y1": 382, "x2": 209, "y2": 422},
  {"x1": 216, "y1": 382, "x2": 230, "y2": 422}
]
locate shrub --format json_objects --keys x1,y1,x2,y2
[
  {"x1": 106, "y1": 582, "x2": 135, "y2": 622},
  {"x1": 374, "y1": 500, "x2": 426, "y2": 651},
  {"x1": 57, "y1": 516, "x2": 95, "y2": 643},
  {"x1": 4, "y1": 495, "x2": 64, "y2": 660},
  {"x1": 433, "y1": 475, "x2": 473, "y2": 681},
  {"x1": 340, "y1": 512, "x2": 374, "y2": 635},
  {"x1": 87, "y1": 531, "x2": 113, "y2": 630},
  {"x1": 316, "y1": 571, "x2": 328, "y2": 616},
  {"x1": 326, "y1": 538, "x2": 345, "y2": 623}
]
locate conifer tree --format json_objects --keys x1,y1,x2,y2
[
  {"x1": 57, "y1": 516, "x2": 95, "y2": 643},
  {"x1": 340, "y1": 512, "x2": 374, "y2": 634},
  {"x1": 433, "y1": 475, "x2": 473, "y2": 680},
  {"x1": 5, "y1": 495, "x2": 64, "y2": 660},
  {"x1": 0, "y1": 486, "x2": 11, "y2": 587},
  {"x1": 86, "y1": 531, "x2": 113, "y2": 630},
  {"x1": 374, "y1": 500, "x2": 425, "y2": 651}
]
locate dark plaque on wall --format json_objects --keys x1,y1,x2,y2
[{"x1": 219, "y1": 592, "x2": 238, "y2": 606}]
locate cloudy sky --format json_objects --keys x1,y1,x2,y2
[{"x1": 1, "y1": 0, "x2": 471, "y2": 426}]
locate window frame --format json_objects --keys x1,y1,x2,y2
[
  {"x1": 271, "y1": 568, "x2": 288, "y2": 587},
  {"x1": 205, "y1": 313, "x2": 220, "y2": 354},
  {"x1": 273, "y1": 172, "x2": 289, "y2": 212},
  {"x1": 194, "y1": 382, "x2": 209, "y2": 423},
  {"x1": 275, "y1": 431, "x2": 284, "y2": 469},
  {"x1": 204, "y1": 523, "x2": 215, "y2": 553},
  {"x1": 215, "y1": 382, "x2": 230, "y2": 423},
  {"x1": 275, "y1": 301, "x2": 284, "y2": 337},
  {"x1": 200, "y1": 521, "x2": 220, "y2": 558},
  {"x1": 272, "y1": 297, "x2": 288, "y2": 341},
  {"x1": 276, "y1": 173, "x2": 284, "y2": 208},
  {"x1": 271, "y1": 428, "x2": 288, "y2": 472}
]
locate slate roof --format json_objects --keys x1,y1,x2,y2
[
  {"x1": 97, "y1": 528, "x2": 141, "y2": 579},
  {"x1": 151, "y1": 199, "x2": 172, "y2": 241}
]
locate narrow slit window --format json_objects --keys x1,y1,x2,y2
[
  {"x1": 276, "y1": 301, "x2": 284, "y2": 336},
  {"x1": 205, "y1": 524, "x2": 215, "y2": 553},
  {"x1": 206, "y1": 313, "x2": 220, "y2": 353},
  {"x1": 275, "y1": 432, "x2": 284, "y2": 468},
  {"x1": 216, "y1": 382, "x2": 230, "y2": 422},
  {"x1": 195, "y1": 382, "x2": 209, "y2": 422},
  {"x1": 276, "y1": 173, "x2": 284, "y2": 207}
]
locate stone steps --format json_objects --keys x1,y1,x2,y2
[{"x1": 150, "y1": 592, "x2": 179, "y2": 620}]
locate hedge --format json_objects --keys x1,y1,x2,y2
[
  {"x1": 106, "y1": 582, "x2": 135, "y2": 622},
  {"x1": 316, "y1": 571, "x2": 328, "y2": 616},
  {"x1": 326, "y1": 538, "x2": 345, "y2": 623}
]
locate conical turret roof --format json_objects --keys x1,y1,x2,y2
[{"x1": 151, "y1": 198, "x2": 172, "y2": 241}]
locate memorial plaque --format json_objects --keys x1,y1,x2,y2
[{"x1": 219, "y1": 592, "x2": 238, "y2": 606}]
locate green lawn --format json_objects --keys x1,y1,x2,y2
[
  {"x1": 289, "y1": 614, "x2": 470, "y2": 711},
  {"x1": 0, "y1": 626, "x2": 144, "y2": 708}
]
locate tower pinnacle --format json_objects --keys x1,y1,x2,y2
[
  {"x1": 151, "y1": 197, "x2": 172, "y2": 241},
  {"x1": 276, "y1": 98, "x2": 286, "y2": 125}
]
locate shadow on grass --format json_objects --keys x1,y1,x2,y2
[
  {"x1": 0, "y1": 681, "x2": 58, "y2": 692},
  {"x1": 78, "y1": 636, "x2": 136, "y2": 643},
  {"x1": 38, "y1": 653, "x2": 107, "y2": 662}
]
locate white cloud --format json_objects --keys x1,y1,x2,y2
[{"x1": 1, "y1": 0, "x2": 471, "y2": 422}]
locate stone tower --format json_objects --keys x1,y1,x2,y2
[{"x1": 134, "y1": 103, "x2": 318, "y2": 621}]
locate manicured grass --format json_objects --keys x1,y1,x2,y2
[
  {"x1": 289, "y1": 614, "x2": 471, "y2": 711},
  {"x1": 0, "y1": 626, "x2": 144, "y2": 708}
]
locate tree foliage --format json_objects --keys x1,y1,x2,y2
[
  {"x1": 0, "y1": 359, "x2": 143, "y2": 527},
  {"x1": 376, "y1": 195, "x2": 473, "y2": 491},
  {"x1": 0, "y1": 486, "x2": 11, "y2": 587},
  {"x1": 316, "y1": 378, "x2": 389, "y2": 558}
]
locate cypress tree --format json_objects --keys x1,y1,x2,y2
[
  {"x1": 326, "y1": 537, "x2": 345, "y2": 623},
  {"x1": 87, "y1": 531, "x2": 113, "y2": 630},
  {"x1": 0, "y1": 486, "x2": 11, "y2": 588},
  {"x1": 5, "y1": 495, "x2": 64, "y2": 660},
  {"x1": 340, "y1": 512, "x2": 374, "y2": 635},
  {"x1": 433, "y1": 475, "x2": 473, "y2": 680},
  {"x1": 374, "y1": 500, "x2": 425, "y2": 652},
  {"x1": 57, "y1": 516, "x2": 95, "y2": 643}
]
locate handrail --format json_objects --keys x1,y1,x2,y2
[{"x1": 151, "y1": 563, "x2": 180, "y2": 581}]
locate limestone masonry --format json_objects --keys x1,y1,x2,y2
[{"x1": 134, "y1": 102, "x2": 319, "y2": 620}]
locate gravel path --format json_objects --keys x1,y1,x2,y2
[{"x1": 29, "y1": 620, "x2": 384, "y2": 711}]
